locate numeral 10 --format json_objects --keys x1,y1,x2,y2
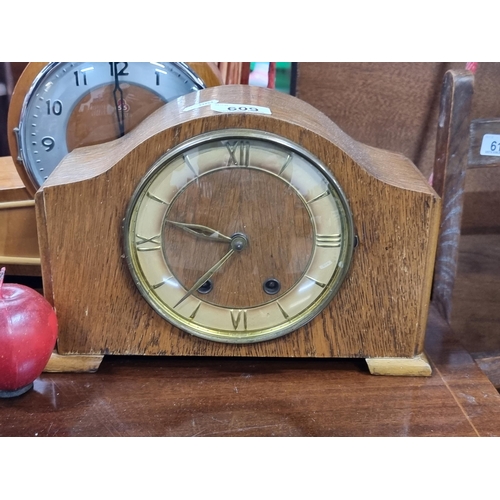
[{"x1": 46, "y1": 100, "x2": 62, "y2": 116}]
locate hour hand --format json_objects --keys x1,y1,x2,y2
[{"x1": 167, "y1": 220, "x2": 232, "y2": 243}]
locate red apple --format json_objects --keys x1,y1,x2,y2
[{"x1": 0, "y1": 267, "x2": 58, "y2": 397}]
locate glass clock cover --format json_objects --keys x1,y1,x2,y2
[{"x1": 124, "y1": 129, "x2": 354, "y2": 344}]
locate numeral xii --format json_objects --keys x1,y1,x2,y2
[{"x1": 225, "y1": 141, "x2": 250, "y2": 167}]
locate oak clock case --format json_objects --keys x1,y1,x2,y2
[
  {"x1": 34, "y1": 85, "x2": 441, "y2": 375},
  {"x1": 7, "y1": 62, "x2": 215, "y2": 196}
]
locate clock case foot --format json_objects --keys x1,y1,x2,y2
[
  {"x1": 366, "y1": 352, "x2": 432, "y2": 376},
  {"x1": 43, "y1": 351, "x2": 104, "y2": 373}
]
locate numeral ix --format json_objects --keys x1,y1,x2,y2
[{"x1": 136, "y1": 234, "x2": 161, "y2": 251}]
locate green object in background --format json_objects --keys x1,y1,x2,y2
[{"x1": 249, "y1": 62, "x2": 292, "y2": 94}]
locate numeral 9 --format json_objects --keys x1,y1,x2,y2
[{"x1": 41, "y1": 136, "x2": 55, "y2": 152}]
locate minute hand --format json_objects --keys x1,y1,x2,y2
[
  {"x1": 112, "y1": 63, "x2": 125, "y2": 138},
  {"x1": 174, "y1": 248, "x2": 235, "y2": 308},
  {"x1": 167, "y1": 220, "x2": 232, "y2": 243}
]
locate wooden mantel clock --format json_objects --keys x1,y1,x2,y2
[{"x1": 35, "y1": 85, "x2": 441, "y2": 376}]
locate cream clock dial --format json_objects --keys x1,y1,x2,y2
[{"x1": 124, "y1": 129, "x2": 355, "y2": 343}]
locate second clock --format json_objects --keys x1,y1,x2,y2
[{"x1": 8, "y1": 62, "x2": 221, "y2": 196}]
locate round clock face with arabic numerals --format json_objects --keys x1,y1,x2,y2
[
  {"x1": 123, "y1": 129, "x2": 355, "y2": 344},
  {"x1": 12, "y1": 62, "x2": 206, "y2": 193}
]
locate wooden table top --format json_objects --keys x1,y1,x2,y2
[{"x1": 1, "y1": 303, "x2": 499, "y2": 437}]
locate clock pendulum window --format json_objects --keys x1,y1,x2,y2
[{"x1": 34, "y1": 84, "x2": 441, "y2": 377}]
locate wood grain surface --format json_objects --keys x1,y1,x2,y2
[
  {"x1": 1, "y1": 304, "x2": 499, "y2": 437},
  {"x1": 295, "y1": 62, "x2": 448, "y2": 178},
  {"x1": 462, "y1": 171, "x2": 500, "y2": 234},
  {"x1": 0, "y1": 155, "x2": 30, "y2": 202},
  {"x1": 0, "y1": 156, "x2": 40, "y2": 272},
  {"x1": 451, "y1": 233, "x2": 500, "y2": 356},
  {"x1": 186, "y1": 62, "x2": 223, "y2": 88},
  {"x1": 36, "y1": 85, "x2": 441, "y2": 361}
]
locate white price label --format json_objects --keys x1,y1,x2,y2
[
  {"x1": 211, "y1": 103, "x2": 272, "y2": 115},
  {"x1": 480, "y1": 134, "x2": 500, "y2": 156}
]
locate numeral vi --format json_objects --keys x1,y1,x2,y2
[{"x1": 230, "y1": 309, "x2": 247, "y2": 330}]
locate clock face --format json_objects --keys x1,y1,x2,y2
[
  {"x1": 124, "y1": 129, "x2": 354, "y2": 343},
  {"x1": 15, "y1": 62, "x2": 205, "y2": 190}
]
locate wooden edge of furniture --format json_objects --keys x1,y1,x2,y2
[
  {"x1": 216, "y1": 62, "x2": 251, "y2": 85},
  {"x1": 187, "y1": 62, "x2": 224, "y2": 88},
  {"x1": 366, "y1": 353, "x2": 432, "y2": 376},
  {"x1": 431, "y1": 69, "x2": 474, "y2": 323},
  {"x1": 0, "y1": 155, "x2": 30, "y2": 201},
  {"x1": 473, "y1": 351, "x2": 500, "y2": 388},
  {"x1": 0, "y1": 156, "x2": 40, "y2": 272}
]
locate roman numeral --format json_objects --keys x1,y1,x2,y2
[
  {"x1": 146, "y1": 192, "x2": 169, "y2": 205},
  {"x1": 279, "y1": 154, "x2": 293, "y2": 175},
  {"x1": 305, "y1": 275, "x2": 327, "y2": 288},
  {"x1": 230, "y1": 309, "x2": 247, "y2": 330},
  {"x1": 136, "y1": 234, "x2": 161, "y2": 251},
  {"x1": 307, "y1": 189, "x2": 331, "y2": 204},
  {"x1": 151, "y1": 276, "x2": 174, "y2": 289},
  {"x1": 225, "y1": 140, "x2": 250, "y2": 167},
  {"x1": 316, "y1": 234, "x2": 341, "y2": 248},
  {"x1": 276, "y1": 302, "x2": 289, "y2": 319},
  {"x1": 184, "y1": 154, "x2": 198, "y2": 176},
  {"x1": 189, "y1": 302, "x2": 201, "y2": 320}
]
